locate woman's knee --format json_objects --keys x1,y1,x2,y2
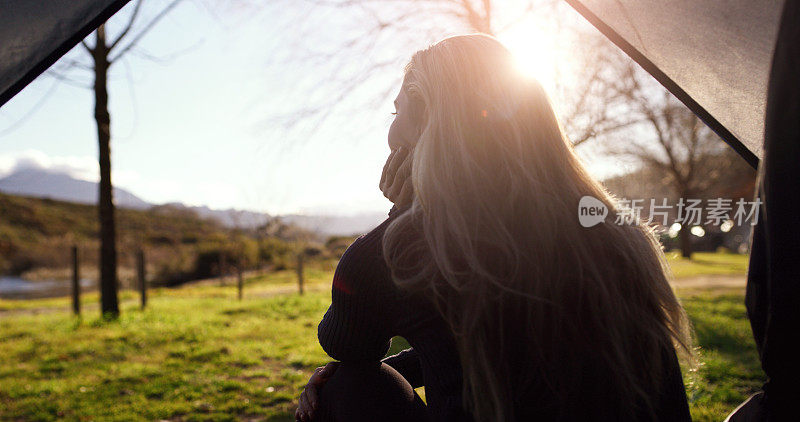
[{"x1": 316, "y1": 362, "x2": 425, "y2": 421}]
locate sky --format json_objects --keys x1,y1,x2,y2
[{"x1": 0, "y1": 0, "x2": 626, "y2": 216}]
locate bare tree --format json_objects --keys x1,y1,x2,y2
[
  {"x1": 227, "y1": 210, "x2": 258, "y2": 300},
  {"x1": 49, "y1": 0, "x2": 185, "y2": 317},
  {"x1": 260, "y1": 0, "x2": 633, "y2": 151},
  {"x1": 557, "y1": 36, "x2": 644, "y2": 147},
  {"x1": 606, "y1": 60, "x2": 734, "y2": 258},
  {"x1": 258, "y1": 215, "x2": 319, "y2": 294}
]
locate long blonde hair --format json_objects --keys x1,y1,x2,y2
[{"x1": 382, "y1": 33, "x2": 692, "y2": 421}]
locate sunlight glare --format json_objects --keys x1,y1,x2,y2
[{"x1": 499, "y1": 19, "x2": 560, "y2": 95}]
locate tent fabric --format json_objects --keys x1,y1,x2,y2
[
  {"x1": 563, "y1": 0, "x2": 785, "y2": 168},
  {"x1": 0, "y1": 0, "x2": 130, "y2": 106},
  {"x1": 736, "y1": 0, "x2": 800, "y2": 419}
]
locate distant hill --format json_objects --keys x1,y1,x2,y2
[
  {"x1": 0, "y1": 190, "x2": 231, "y2": 278},
  {"x1": 0, "y1": 168, "x2": 274, "y2": 229},
  {"x1": 0, "y1": 167, "x2": 150, "y2": 209},
  {"x1": 161, "y1": 203, "x2": 272, "y2": 230},
  {"x1": 281, "y1": 211, "x2": 389, "y2": 237},
  {"x1": 0, "y1": 190, "x2": 361, "y2": 285},
  {"x1": 0, "y1": 167, "x2": 388, "y2": 236}
]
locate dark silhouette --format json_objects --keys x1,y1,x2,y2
[
  {"x1": 298, "y1": 34, "x2": 692, "y2": 421},
  {"x1": 732, "y1": 1, "x2": 800, "y2": 419}
]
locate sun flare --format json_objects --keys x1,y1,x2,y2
[{"x1": 499, "y1": 20, "x2": 563, "y2": 96}]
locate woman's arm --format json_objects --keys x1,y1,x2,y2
[{"x1": 382, "y1": 347, "x2": 424, "y2": 388}]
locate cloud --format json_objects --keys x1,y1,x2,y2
[{"x1": 0, "y1": 149, "x2": 140, "y2": 186}]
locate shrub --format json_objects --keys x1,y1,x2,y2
[
  {"x1": 324, "y1": 235, "x2": 357, "y2": 259},
  {"x1": 258, "y1": 237, "x2": 292, "y2": 269}
]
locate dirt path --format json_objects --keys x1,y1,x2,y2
[{"x1": 670, "y1": 274, "x2": 746, "y2": 290}]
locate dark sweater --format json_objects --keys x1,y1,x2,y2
[
  {"x1": 317, "y1": 206, "x2": 469, "y2": 420},
  {"x1": 317, "y1": 206, "x2": 691, "y2": 421}
]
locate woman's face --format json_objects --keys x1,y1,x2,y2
[{"x1": 387, "y1": 79, "x2": 421, "y2": 151}]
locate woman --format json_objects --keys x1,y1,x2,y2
[{"x1": 295, "y1": 33, "x2": 692, "y2": 421}]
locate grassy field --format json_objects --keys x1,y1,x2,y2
[
  {"x1": 665, "y1": 251, "x2": 750, "y2": 279},
  {"x1": 1, "y1": 255, "x2": 761, "y2": 421}
]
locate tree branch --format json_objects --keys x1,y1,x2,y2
[
  {"x1": 109, "y1": 0, "x2": 145, "y2": 51},
  {"x1": 571, "y1": 118, "x2": 643, "y2": 147},
  {"x1": 109, "y1": 0, "x2": 185, "y2": 63},
  {"x1": 45, "y1": 69, "x2": 93, "y2": 89},
  {"x1": 81, "y1": 39, "x2": 94, "y2": 54}
]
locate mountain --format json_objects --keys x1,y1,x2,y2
[
  {"x1": 0, "y1": 167, "x2": 150, "y2": 209},
  {"x1": 164, "y1": 207, "x2": 387, "y2": 236},
  {"x1": 0, "y1": 167, "x2": 387, "y2": 236},
  {"x1": 281, "y1": 211, "x2": 389, "y2": 237}
]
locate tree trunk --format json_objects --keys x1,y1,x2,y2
[
  {"x1": 679, "y1": 224, "x2": 693, "y2": 258},
  {"x1": 93, "y1": 25, "x2": 119, "y2": 318},
  {"x1": 219, "y1": 254, "x2": 227, "y2": 286},
  {"x1": 678, "y1": 188, "x2": 694, "y2": 259}
]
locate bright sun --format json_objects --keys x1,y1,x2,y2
[{"x1": 498, "y1": 20, "x2": 562, "y2": 95}]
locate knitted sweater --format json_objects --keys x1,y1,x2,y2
[
  {"x1": 317, "y1": 206, "x2": 691, "y2": 421},
  {"x1": 317, "y1": 205, "x2": 469, "y2": 420}
]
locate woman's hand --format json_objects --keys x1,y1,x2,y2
[
  {"x1": 295, "y1": 361, "x2": 339, "y2": 421},
  {"x1": 379, "y1": 146, "x2": 414, "y2": 209}
]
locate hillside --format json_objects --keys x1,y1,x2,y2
[
  {"x1": 0, "y1": 167, "x2": 387, "y2": 234},
  {"x1": 0, "y1": 189, "x2": 355, "y2": 291},
  {"x1": 0, "y1": 167, "x2": 274, "y2": 228},
  {"x1": 0, "y1": 191, "x2": 233, "y2": 279}
]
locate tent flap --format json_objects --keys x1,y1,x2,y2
[
  {"x1": 564, "y1": 0, "x2": 785, "y2": 167},
  {"x1": 0, "y1": 0, "x2": 130, "y2": 106}
]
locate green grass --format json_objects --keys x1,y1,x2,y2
[
  {"x1": 680, "y1": 292, "x2": 764, "y2": 421},
  {"x1": 1, "y1": 283, "x2": 330, "y2": 420},
  {"x1": 666, "y1": 251, "x2": 750, "y2": 278},
  {"x1": 1, "y1": 266, "x2": 762, "y2": 421}
]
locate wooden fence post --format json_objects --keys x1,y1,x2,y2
[
  {"x1": 296, "y1": 252, "x2": 304, "y2": 295},
  {"x1": 71, "y1": 245, "x2": 80, "y2": 316},
  {"x1": 219, "y1": 255, "x2": 227, "y2": 286},
  {"x1": 236, "y1": 260, "x2": 243, "y2": 301},
  {"x1": 236, "y1": 257, "x2": 244, "y2": 301},
  {"x1": 137, "y1": 249, "x2": 146, "y2": 309}
]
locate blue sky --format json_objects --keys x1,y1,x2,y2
[{"x1": 0, "y1": 0, "x2": 622, "y2": 215}]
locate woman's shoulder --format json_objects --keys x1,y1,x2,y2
[
  {"x1": 341, "y1": 205, "x2": 411, "y2": 260},
  {"x1": 341, "y1": 214, "x2": 395, "y2": 260}
]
